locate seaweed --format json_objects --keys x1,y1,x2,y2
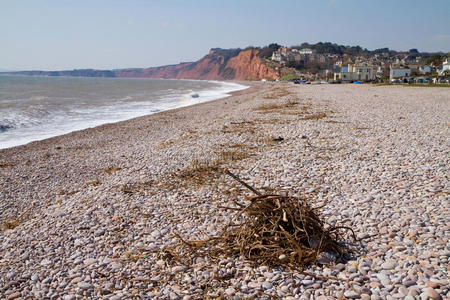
[{"x1": 160, "y1": 170, "x2": 356, "y2": 270}]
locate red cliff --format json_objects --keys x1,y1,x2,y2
[
  {"x1": 14, "y1": 48, "x2": 280, "y2": 81},
  {"x1": 115, "y1": 48, "x2": 279, "y2": 80}
]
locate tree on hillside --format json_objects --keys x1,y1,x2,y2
[
  {"x1": 425, "y1": 54, "x2": 446, "y2": 66},
  {"x1": 258, "y1": 43, "x2": 282, "y2": 58},
  {"x1": 374, "y1": 47, "x2": 390, "y2": 54}
]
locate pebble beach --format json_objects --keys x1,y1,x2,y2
[{"x1": 0, "y1": 83, "x2": 449, "y2": 299}]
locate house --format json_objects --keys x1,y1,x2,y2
[
  {"x1": 271, "y1": 52, "x2": 282, "y2": 62},
  {"x1": 419, "y1": 65, "x2": 432, "y2": 74},
  {"x1": 293, "y1": 53, "x2": 302, "y2": 62},
  {"x1": 317, "y1": 54, "x2": 326, "y2": 63},
  {"x1": 390, "y1": 65, "x2": 411, "y2": 80},
  {"x1": 334, "y1": 62, "x2": 375, "y2": 81},
  {"x1": 299, "y1": 48, "x2": 313, "y2": 55},
  {"x1": 271, "y1": 46, "x2": 288, "y2": 63},
  {"x1": 402, "y1": 55, "x2": 417, "y2": 65},
  {"x1": 438, "y1": 59, "x2": 450, "y2": 76},
  {"x1": 405, "y1": 64, "x2": 419, "y2": 73}
]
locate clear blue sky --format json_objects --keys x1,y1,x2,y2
[{"x1": 1, "y1": 0, "x2": 449, "y2": 71}]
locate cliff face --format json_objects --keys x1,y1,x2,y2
[
  {"x1": 13, "y1": 48, "x2": 280, "y2": 81},
  {"x1": 123, "y1": 48, "x2": 279, "y2": 80}
]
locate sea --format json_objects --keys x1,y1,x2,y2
[{"x1": 0, "y1": 75, "x2": 247, "y2": 149}]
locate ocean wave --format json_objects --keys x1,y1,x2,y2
[{"x1": 0, "y1": 77, "x2": 248, "y2": 149}]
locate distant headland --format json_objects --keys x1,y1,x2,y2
[{"x1": 5, "y1": 42, "x2": 449, "y2": 81}]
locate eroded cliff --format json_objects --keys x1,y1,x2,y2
[{"x1": 13, "y1": 48, "x2": 280, "y2": 81}]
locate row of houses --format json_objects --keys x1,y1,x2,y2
[
  {"x1": 332, "y1": 59, "x2": 449, "y2": 82},
  {"x1": 270, "y1": 46, "x2": 449, "y2": 82},
  {"x1": 271, "y1": 47, "x2": 328, "y2": 64}
]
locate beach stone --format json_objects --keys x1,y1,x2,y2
[
  {"x1": 262, "y1": 281, "x2": 273, "y2": 290},
  {"x1": 332, "y1": 263, "x2": 346, "y2": 271},
  {"x1": 225, "y1": 287, "x2": 235, "y2": 296},
  {"x1": 376, "y1": 274, "x2": 391, "y2": 286},
  {"x1": 425, "y1": 288, "x2": 441, "y2": 300},
  {"x1": 70, "y1": 277, "x2": 82, "y2": 284},
  {"x1": 348, "y1": 265, "x2": 358, "y2": 273},
  {"x1": 110, "y1": 262, "x2": 122, "y2": 270},
  {"x1": 77, "y1": 282, "x2": 93, "y2": 290},
  {"x1": 63, "y1": 295, "x2": 76, "y2": 300},
  {"x1": 399, "y1": 286, "x2": 409, "y2": 296},
  {"x1": 84, "y1": 258, "x2": 97, "y2": 266},
  {"x1": 426, "y1": 281, "x2": 439, "y2": 288},
  {"x1": 344, "y1": 290, "x2": 360, "y2": 299},
  {"x1": 278, "y1": 254, "x2": 286, "y2": 261},
  {"x1": 169, "y1": 292, "x2": 179, "y2": 300},
  {"x1": 7, "y1": 292, "x2": 21, "y2": 300},
  {"x1": 381, "y1": 260, "x2": 397, "y2": 270},
  {"x1": 248, "y1": 281, "x2": 261, "y2": 289},
  {"x1": 409, "y1": 288, "x2": 420, "y2": 297},
  {"x1": 172, "y1": 266, "x2": 185, "y2": 273},
  {"x1": 40, "y1": 259, "x2": 51, "y2": 266},
  {"x1": 403, "y1": 280, "x2": 417, "y2": 287},
  {"x1": 317, "y1": 252, "x2": 336, "y2": 264}
]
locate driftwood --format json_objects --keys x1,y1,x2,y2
[{"x1": 161, "y1": 170, "x2": 355, "y2": 269}]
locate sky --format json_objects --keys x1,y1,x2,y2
[{"x1": 1, "y1": 0, "x2": 449, "y2": 71}]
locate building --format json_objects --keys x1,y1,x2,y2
[
  {"x1": 271, "y1": 52, "x2": 282, "y2": 62},
  {"x1": 299, "y1": 48, "x2": 313, "y2": 55},
  {"x1": 390, "y1": 65, "x2": 411, "y2": 80},
  {"x1": 438, "y1": 59, "x2": 450, "y2": 76},
  {"x1": 271, "y1": 46, "x2": 288, "y2": 63},
  {"x1": 334, "y1": 62, "x2": 375, "y2": 81},
  {"x1": 419, "y1": 65, "x2": 432, "y2": 74}
]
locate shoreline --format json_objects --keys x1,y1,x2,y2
[
  {"x1": 0, "y1": 77, "x2": 250, "y2": 150},
  {"x1": 1, "y1": 83, "x2": 449, "y2": 299}
]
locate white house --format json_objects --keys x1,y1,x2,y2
[
  {"x1": 390, "y1": 66, "x2": 411, "y2": 80},
  {"x1": 419, "y1": 65, "x2": 432, "y2": 74},
  {"x1": 438, "y1": 59, "x2": 450, "y2": 76},
  {"x1": 299, "y1": 48, "x2": 313, "y2": 55},
  {"x1": 334, "y1": 62, "x2": 375, "y2": 81},
  {"x1": 271, "y1": 52, "x2": 282, "y2": 62}
]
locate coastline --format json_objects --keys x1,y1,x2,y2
[
  {"x1": 1, "y1": 83, "x2": 449, "y2": 299},
  {"x1": 0, "y1": 77, "x2": 250, "y2": 150}
]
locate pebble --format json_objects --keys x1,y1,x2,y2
[
  {"x1": 172, "y1": 266, "x2": 185, "y2": 273},
  {"x1": 110, "y1": 262, "x2": 122, "y2": 270},
  {"x1": 425, "y1": 288, "x2": 441, "y2": 300},
  {"x1": 77, "y1": 282, "x2": 93, "y2": 290},
  {"x1": 381, "y1": 260, "x2": 397, "y2": 270},
  {"x1": 84, "y1": 258, "x2": 97, "y2": 266},
  {"x1": 40, "y1": 259, "x2": 52, "y2": 266},
  {"x1": 7, "y1": 292, "x2": 21, "y2": 300},
  {"x1": 344, "y1": 291, "x2": 360, "y2": 299},
  {"x1": 376, "y1": 274, "x2": 391, "y2": 286},
  {"x1": 225, "y1": 287, "x2": 235, "y2": 295},
  {"x1": 316, "y1": 252, "x2": 337, "y2": 264},
  {"x1": 0, "y1": 85, "x2": 448, "y2": 299},
  {"x1": 262, "y1": 281, "x2": 273, "y2": 290}
]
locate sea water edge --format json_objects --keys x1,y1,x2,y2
[{"x1": 0, "y1": 75, "x2": 248, "y2": 150}]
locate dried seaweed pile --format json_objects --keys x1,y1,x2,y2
[{"x1": 162, "y1": 170, "x2": 354, "y2": 269}]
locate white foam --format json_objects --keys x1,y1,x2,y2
[{"x1": 0, "y1": 80, "x2": 248, "y2": 149}]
